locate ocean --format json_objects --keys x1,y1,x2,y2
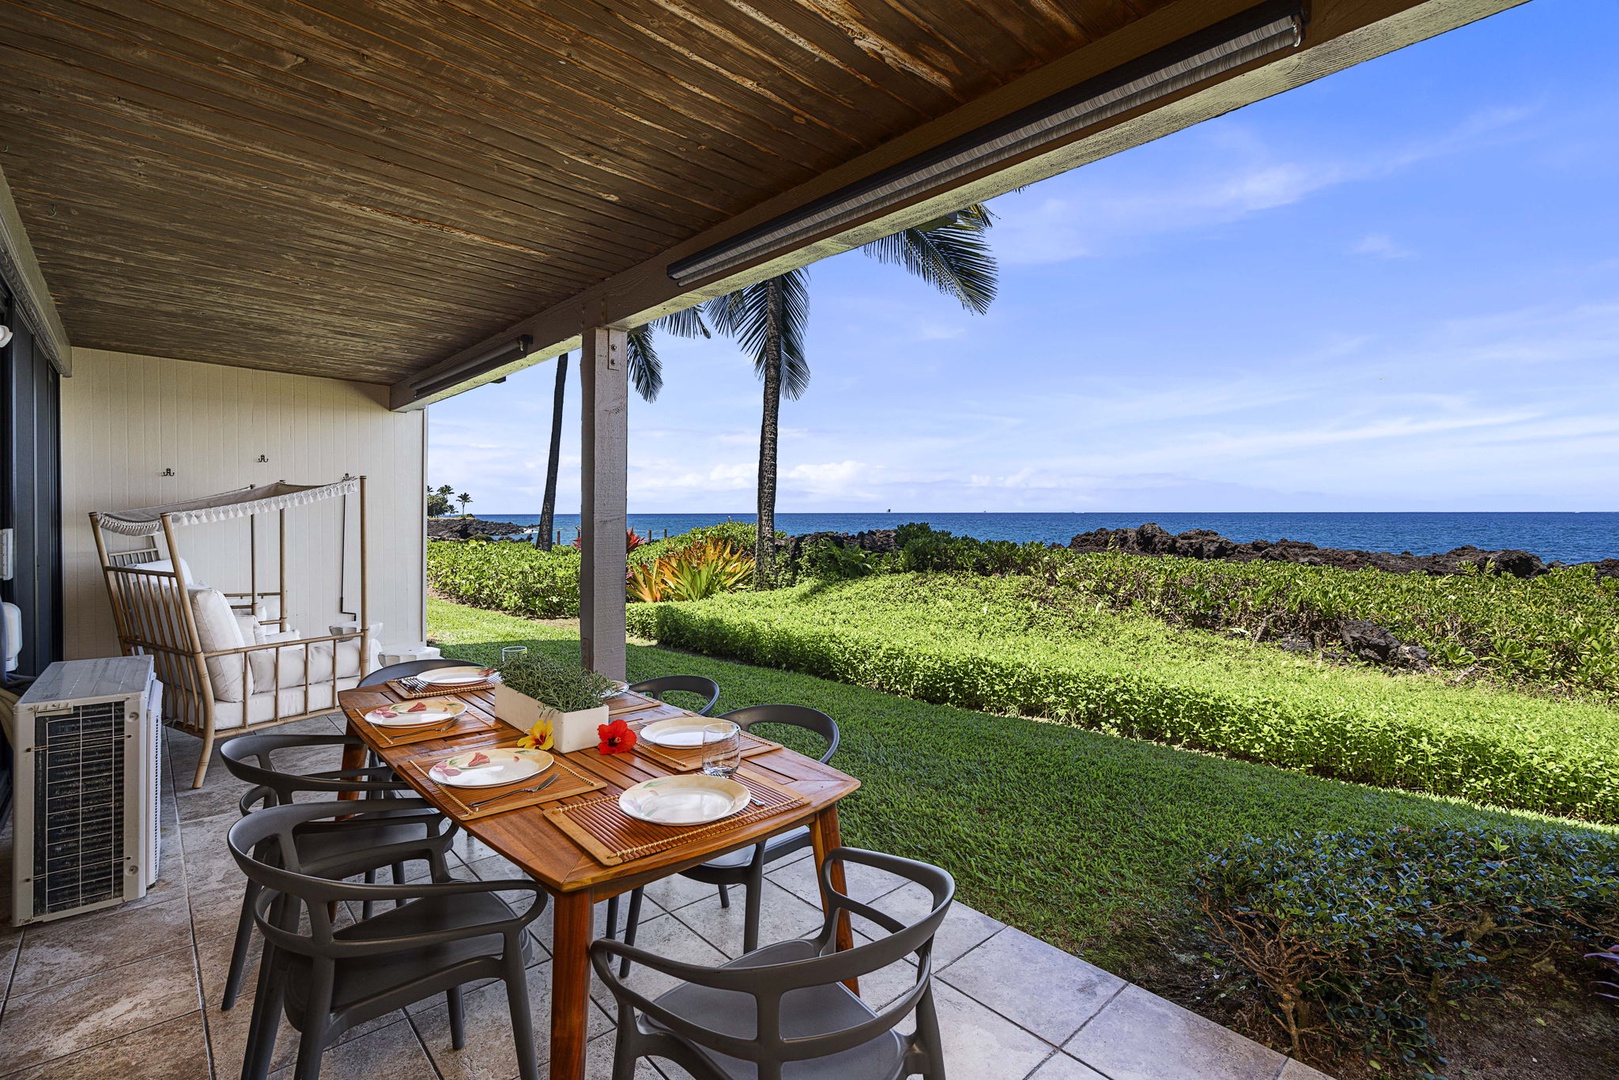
[{"x1": 473, "y1": 512, "x2": 1619, "y2": 564}]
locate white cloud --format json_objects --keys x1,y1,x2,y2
[{"x1": 1351, "y1": 233, "x2": 1413, "y2": 258}]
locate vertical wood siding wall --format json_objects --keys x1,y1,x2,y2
[{"x1": 60, "y1": 349, "x2": 425, "y2": 660}]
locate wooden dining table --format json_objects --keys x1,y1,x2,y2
[{"x1": 337, "y1": 682, "x2": 861, "y2": 1080}]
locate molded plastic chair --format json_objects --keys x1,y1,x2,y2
[
  {"x1": 218, "y1": 733, "x2": 456, "y2": 1011},
  {"x1": 359, "y1": 657, "x2": 469, "y2": 687},
  {"x1": 229, "y1": 799, "x2": 546, "y2": 1080},
  {"x1": 608, "y1": 705, "x2": 839, "y2": 970},
  {"x1": 627, "y1": 674, "x2": 721, "y2": 717},
  {"x1": 591, "y1": 847, "x2": 952, "y2": 1080}
]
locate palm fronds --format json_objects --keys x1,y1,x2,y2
[
  {"x1": 703, "y1": 270, "x2": 812, "y2": 399},
  {"x1": 623, "y1": 305, "x2": 712, "y2": 402},
  {"x1": 860, "y1": 202, "x2": 998, "y2": 314}
]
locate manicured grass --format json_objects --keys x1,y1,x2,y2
[
  {"x1": 626, "y1": 574, "x2": 1619, "y2": 822},
  {"x1": 427, "y1": 597, "x2": 1614, "y2": 982}
]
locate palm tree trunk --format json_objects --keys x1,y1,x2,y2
[
  {"x1": 537, "y1": 353, "x2": 568, "y2": 550},
  {"x1": 755, "y1": 279, "x2": 783, "y2": 586}
]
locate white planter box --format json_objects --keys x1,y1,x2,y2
[{"x1": 495, "y1": 684, "x2": 608, "y2": 754}]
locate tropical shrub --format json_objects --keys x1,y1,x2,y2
[
  {"x1": 427, "y1": 540, "x2": 580, "y2": 618},
  {"x1": 627, "y1": 537, "x2": 753, "y2": 602},
  {"x1": 624, "y1": 574, "x2": 1619, "y2": 821},
  {"x1": 1196, "y1": 827, "x2": 1619, "y2": 1077}
]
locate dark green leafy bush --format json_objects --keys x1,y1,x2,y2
[
  {"x1": 624, "y1": 574, "x2": 1619, "y2": 821},
  {"x1": 1196, "y1": 827, "x2": 1619, "y2": 1077},
  {"x1": 427, "y1": 540, "x2": 580, "y2": 618}
]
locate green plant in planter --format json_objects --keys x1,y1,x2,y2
[{"x1": 500, "y1": 653, "x2": 616, "y2": 712}]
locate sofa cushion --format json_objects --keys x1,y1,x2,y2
[{"x1": 190, "y1": 587, "x2": 248, "y2": 701}]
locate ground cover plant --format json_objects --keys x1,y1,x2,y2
[
  {"x1": 427, "y1": 598, "x2": 1619, "y2": 1078},
  {"x1": 788, "y1": 523, "x2": 1619, "y2": 701},
  {"x1": 626, "y1": 574, "x2": 1619, "y2": 823}
]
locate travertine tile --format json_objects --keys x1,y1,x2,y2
[
  {"x1": 0, "y1": 1009, "x2": 211, "y2": 1080},
  {"x1": 1025, "y1": 1051, "x2": 1110, "y2": 1080},
  {"x1": 667, "y1": 879, "x2": 826, "y2": 959},
  {"x1": 264, "y1": 1017, "x2": 431, "y2": 1080},
  {"x1": 940, "y1": 927, "x2": 1125, "y2": 1044},
  {"x1": 412, "y1": 957, "x2": 615, "y2": 1079},
  {"x1": 929, "y1": 980, "x2": 1054, "y2": 1080},
  {"x1": 10, "y1": 893, "x2": 195, "y2": 997},
  {"x1": 767, "y1": 850, "x2": 910, "y2": 907},
  {"x1": 1065, "y1": 984, "x2": 1287, "y2": 1080},
  {"x1": 586, "y1": 912, "x2": 730, "y2": 1014},
  {"x1": 862, "y1": 880, "x2": 1006, "y2": 966},
  {"x1": 0, "y1": 946, "x2": 200, "y2": 1072},
  {"x1": 1280, "y1": 1058, "x2": 1337, "y2": 1079}
]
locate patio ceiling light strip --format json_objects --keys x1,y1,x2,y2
[
  {"x1": 411, "y1": 334, "x2": 533, "y2": 399},
  {"x1": 668, "y1": 1, "x2": 1303, "y2": 288}
]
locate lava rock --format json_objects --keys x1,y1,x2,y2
[{"x1": 1340, "y1": 619, "x2": 1400, "y2": 663}]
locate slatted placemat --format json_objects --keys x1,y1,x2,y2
[
  {"x1": 401, "y1": 743, "x2": 606, "y2": 821},
  {"x1": 346, "y1": 701, "x2": 502, "y2": 750},
  {"x1": 631, "y1": 727, "x2": 782, "y2": 773},
  {"x1": 544, "y1": 773, "x2": 809, "y2": 866},
  {"x1": 388, "y1": 675, "x2": 500, "y2": 699}
]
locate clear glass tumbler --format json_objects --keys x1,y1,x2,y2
[
  {"x1": 701, "y1": 721, "x2": 742, "y2": 778},
  {"x1": 500, "y1": 646, "x2": 528, "y2": 666}
]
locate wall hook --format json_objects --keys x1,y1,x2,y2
[
  {"x1": 160, "y1": 468, "x2": 175, "y2": 477},
  {"x1": 256, "y1": 454, "x2": 269, "y2": 463}
]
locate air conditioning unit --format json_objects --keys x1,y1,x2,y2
[{"x1": 9, "y1": 656, "x2": 162, "y2": 926}]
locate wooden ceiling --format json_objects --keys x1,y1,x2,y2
[
  {"x1": 0, "y1": 0, "x2": 1519, "y2": 394},
  {"x1": 0, "y1": 0, "x2": 1173, "y2": 384}
]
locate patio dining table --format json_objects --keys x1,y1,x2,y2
[{"x1": 336, "y1": 682, "x2": 861, "y2": 1080}]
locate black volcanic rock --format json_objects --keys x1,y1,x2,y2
[
  {"x1": 1067, "y1": 523, "x2": 1567, "y2": 578},
  {"x1": 427, "y1": 516, "x2": 526, "y2": 541}
]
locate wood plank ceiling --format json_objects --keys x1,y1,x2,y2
[{"x1": 0, "y1": 0, "x2": 1167, "y2": 384}]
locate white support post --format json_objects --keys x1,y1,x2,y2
[{"x1": 579, "y1": 325, "x2": 628, "y2": 680}]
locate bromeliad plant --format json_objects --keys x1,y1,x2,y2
[
  {"x1": 499, "y1": 653, "x2": 616, "y2": 713},
  {"x1": 627, "y1": 537, "x2": 754, "y2": 603}
]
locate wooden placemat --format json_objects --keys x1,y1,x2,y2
[
  {"x1": 346, "y1": 702, "x2": 501, "y2": 750},
  {"x1": 388, "y1": 675, "x2": 500, "y2": 699},
  {"x1": 631, "y1": 725, "x2": 781, "y2": 774},
  {"x1": 611, "y1": 700, "x2": 689, "y2": 726},
  {"x1": 401, "y1": 743, "x2": 606, "y2": 821},
  {"x1": 544, "y1": 773, "x2": 809, "y2": 866}
]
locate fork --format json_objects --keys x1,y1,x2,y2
[{"x1": 467, "y1": 772, "x2": 561, "y2": 809}]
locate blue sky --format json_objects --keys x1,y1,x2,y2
[{"x1": 430, "y1": 0, "x2": 1619, "y2": 515}]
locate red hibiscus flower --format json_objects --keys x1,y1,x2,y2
[{"x1": 597, "y1": 718, "x2": 637, "y2": 755}]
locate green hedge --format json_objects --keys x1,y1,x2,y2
[
  {"x1": 625, "y1": 574, "x2": 1619, "y2": 822},
  {"x1": 427, "y1": 540, "x2": 580, "y2": 618}
]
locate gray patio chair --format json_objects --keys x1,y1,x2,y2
[
  {"x1": 591, "y1": 846, "x2": 953, "y2": 1080},
  {"x1": 627, "y1": 674, "x2": 722, "y2": 716},
  {"x1": 228, "y1": 799, "x2": 545, "y2": 1080},
  {"x1": 358, "y1": 656, "x2": 469, "y2": 686},
  {"x1": 606, "y1": 704, "x2": 839, "y2": 972},
  {"x1": 218, "y1": 733, "x2": 457, "y2": 1012}
]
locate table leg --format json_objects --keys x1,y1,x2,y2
[
  {"x1": 810, "y1": 806, "x2": 858, "y2": 993},
  {"x1": 338, "y1": 719, "x2": 366, "y2": 802},
  {"x1": 549, "y1": 889, "x2": 594, "y2": 1080}
]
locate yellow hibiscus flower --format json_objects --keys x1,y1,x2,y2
[{"x1": 517, "y1": 717, "x2": 554, "y2": 751}]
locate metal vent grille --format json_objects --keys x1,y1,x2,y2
[{"x1": 32, "y1": 701, "x2": 127, "y2": 915}]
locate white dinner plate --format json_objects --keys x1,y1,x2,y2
[
  {"x1": 364, "y1": 698, "x2": 467, "y2": 727},
  {"x1": 618, "y1": 775, "x2": 750, "y2": 826},
  {"x1": 638, "y1": 718, "x2": 716, "y2": 749},
  {"x1": 428, "y1": 748, "x2": 552, "y2": 788},
  {"x1": 416, "y1": 665, "x2": 501, "y2": 687}
]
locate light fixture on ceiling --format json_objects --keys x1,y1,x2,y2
[
  {"x1": 667, "y1": 0, "x2": 1303, "y2": 288},
  {"x1": 411, "y1": 334, "x2": 533, "y2": 399}
]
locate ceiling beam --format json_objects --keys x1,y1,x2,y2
[
  {"x1": 0, "y1": 161, "x2": 72, "y2": 374},
  {"x1": 391, "y1": 0, "x2": 1525, "y2": 411}
]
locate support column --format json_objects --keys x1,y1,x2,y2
[{"x1": 579, "y1": 325, "x2": 628, "y2": 680}]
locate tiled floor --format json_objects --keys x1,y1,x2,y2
[{"x1": 0, "y1": 714, "x2": 1332, "y2": 1080}]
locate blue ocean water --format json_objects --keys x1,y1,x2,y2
[{"x1": 475, "y1": 512, "x2": 1618, "y2": 564}]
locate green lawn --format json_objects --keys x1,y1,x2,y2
[{"x1": 427, "y1": 597, "x2": 1614, "y2": 983}]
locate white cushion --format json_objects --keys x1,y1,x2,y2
[
  {"x1": 209, "y1": 677, "x2": 360, "y2": 732},
  {"x1": 131, "y1": 558, "x2": 196, "y2": 585},
  {"x1": 248, "y1": 637, "x2": 372, "y2": 690},
  {"x1": 190, "y1": 587, "x2": 248, "y2": 702}
]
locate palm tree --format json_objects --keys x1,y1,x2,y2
[
  {"x1": 533, "y1": 311, "x2": 709, "y2": 550},
  {"x1": 457, "y1": 491, "x2": 473, "y2": 517},
  {"x1": 705, "y1": 206, "x2": 999, "y2": 583}
]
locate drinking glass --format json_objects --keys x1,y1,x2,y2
[
  {"x1": 701, "y1": 722, "x2": 742, "y2": 778},
  {"x1": 500, "y1": 646, "x2": 528, "y2": 666}
]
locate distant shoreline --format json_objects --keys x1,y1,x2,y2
[{"x1": 448, "y1": 511, "x2": 1619, "y2": 564}]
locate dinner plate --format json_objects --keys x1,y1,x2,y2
[
  {"x1": 364, "y1": 698, "x2": 467, "y2": 727},
  {"x1": 618, "y1": 775, "x2": 750, "y2": 826},
  {"x1": 416, "y1": 665, "x2": 501, "y2": 687},
  {"x1": 638, "y1": 718, "x2": 716, "y2": 749},
  {"x1": 428, "y1": 748, "x2": 552, "y2": 788}
]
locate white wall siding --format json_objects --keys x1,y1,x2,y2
[{"x1": 60, "y1": 349, "x2": 426, "y2": 660}]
